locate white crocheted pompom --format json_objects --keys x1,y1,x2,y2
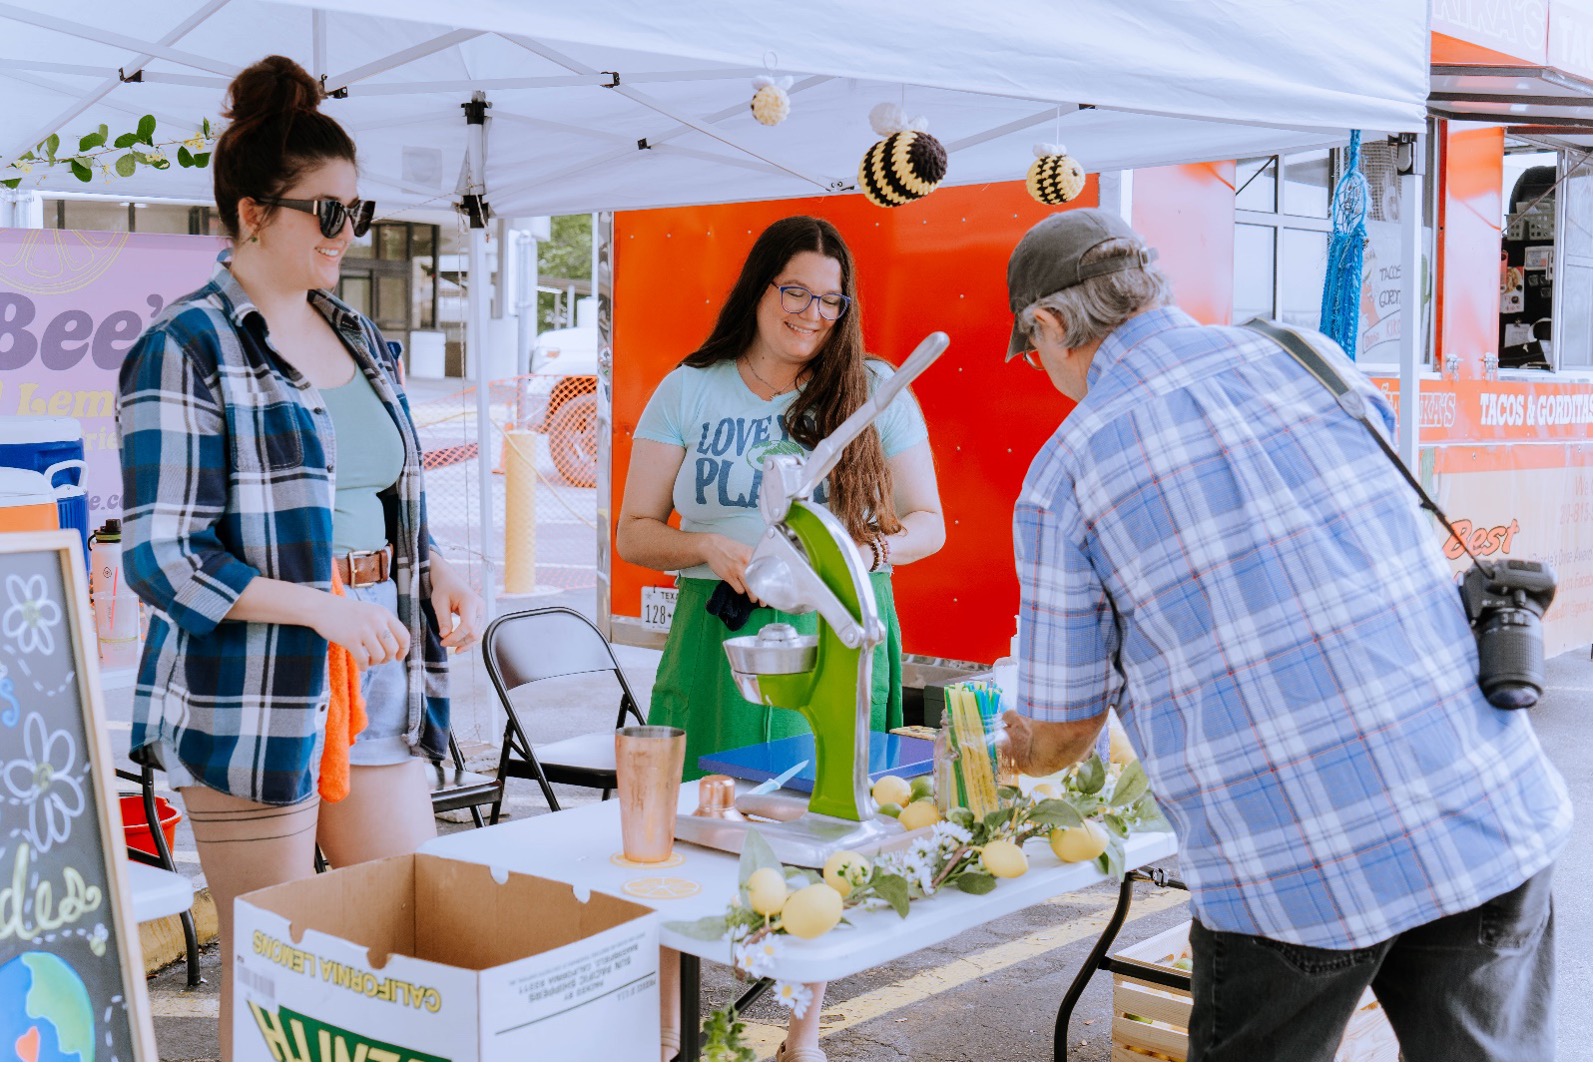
[
  {"x1": 751, "y1": 76, "x2": 793, "y2": 126},
  {"x1": 1033, "y1": 142, "x2": 1067, "y2": 158}
]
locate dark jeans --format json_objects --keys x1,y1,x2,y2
[{"x1": 1188, "y1": 865, "x2": 1556, "y2": 1061}]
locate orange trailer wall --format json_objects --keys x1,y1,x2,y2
[{"x1": 610, "y1": 168, "x2": 1236, "y2": 663}]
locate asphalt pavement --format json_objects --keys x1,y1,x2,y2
[{"x1": 133, "y1": 639, "x2": 1593, "y2": 1062}]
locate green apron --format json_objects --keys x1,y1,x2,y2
[{"x1": 649, "y1": 574, "x2": 904, "y2": 781}]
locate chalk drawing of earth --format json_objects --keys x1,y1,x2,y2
[{"x1": 0, "y1": 952, "x2": 94, "y2": 1061}]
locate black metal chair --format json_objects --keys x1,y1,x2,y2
[
  {"x1": 115, "y1": 764, "x2": 203, "y2": 988},
  {"x1": 427, "y1": 731, "x2": 505, "y2": 827},
  {"x1": 481, "y1": 607, "x2": 646, "y2": 818}
]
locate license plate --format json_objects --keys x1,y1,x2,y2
[{"x1": 640, "y1": 586, "x2": 678, "y2": 632}]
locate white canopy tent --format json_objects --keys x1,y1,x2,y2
[
  {"x1": 0, "y1": 0, "x2": 1432, "y2": 605},
  {"x1": 0, "y1": 0, "x2": 1429, "y2": 214}
]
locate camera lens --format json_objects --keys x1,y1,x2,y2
[{"x1": 1477, "y1": 607, "x2": 1545, "y2": 710}]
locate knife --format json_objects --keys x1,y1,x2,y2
[{"x1": 748, "y1": 760, "x2": 810, "y2": 795}]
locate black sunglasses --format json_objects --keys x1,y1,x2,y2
[{"x1": 257, "y1": 197, "x2": 376, "y2": 239}]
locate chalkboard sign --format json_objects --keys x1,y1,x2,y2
[{"x1": 0, "y1": 530, "x2": 154, "y2": 1061}]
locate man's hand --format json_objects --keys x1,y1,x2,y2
[{"x1": 999, "y1": 710, "x2": 1108, "y2": 777}]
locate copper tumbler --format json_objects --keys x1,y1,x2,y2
[{"x1": 615, "y1": 725, "x2": 687, "y2": 862}]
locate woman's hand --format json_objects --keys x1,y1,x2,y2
[
  {"x1": 700, "y1": 533, "x2": 755, "y2": 596},
  {"x1": 316, "y1": 596, "x2": 411, "y2": 670},
  {"x1": 429, "y1": 553, "x2": 486, "y2": 652}
]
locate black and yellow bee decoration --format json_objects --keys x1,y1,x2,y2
[
  {"x1": 750, "y1": 76, "x2": 793, "y2": 126},
  {"x1": 858, "y1": 103, "x2": 948, "y2": 208},
  {"x1": 1026, "y1": 143, "x2": 1087, "y2": 205}
]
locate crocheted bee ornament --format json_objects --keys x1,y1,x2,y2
[
  {"x1": 858, "y1": 103, "x2": 948, "y2": 208},
  {"x1": 1026, "y1": 143, "x2": 1086, "y2": 205},
  {"x1": 750, "y1": 76, "x2": 793, "y2": 126}
]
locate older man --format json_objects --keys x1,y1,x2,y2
[{"x1": 997, "y1": 209, "x2": 1569, "y2": 1061}]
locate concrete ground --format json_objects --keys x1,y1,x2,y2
[{"x1": 125, "y1": 638, "x2": 1593, "y2": 1062}]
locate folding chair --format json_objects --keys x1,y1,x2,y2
[
  {"x1": 427, "y1": 731, "x2": 505, "y2": 827},
  {"x1": 115, "y1": 765, "x2": 203, "y2": 988},
  {"x1": 481, "y1": 607, "x2": 646, "y2": 818}
]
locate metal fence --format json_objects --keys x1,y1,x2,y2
[{"x1": 406, "y1": 372, "x2": 599, "y2": 599}]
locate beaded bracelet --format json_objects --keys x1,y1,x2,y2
[
  {"x1": 866, "y1": 535, "x2": 883, "y2": 573},
  {"x1": 877, "y1": 530, "x2": 892, "y2": 570}
]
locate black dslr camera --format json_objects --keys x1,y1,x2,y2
[{"x1": 1459, "y1": 559, "x2": 1557, "y2": 709}]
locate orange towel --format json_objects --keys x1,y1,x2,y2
[{"x1": 320, "y1": 568, "x2": 368, "y2": 802}]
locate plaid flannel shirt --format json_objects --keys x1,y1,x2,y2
[
  {"x1": 118, "y1": 257, "x2": 449, "y2": 805},
  {"x1": 1015, "y1": 306, "x2": 1570, "y2": 949}
]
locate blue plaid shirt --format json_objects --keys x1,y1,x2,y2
[
  {"x1": 1015, "y1": 307, "x2": 1570, "y2": 949},
  {"x1": 118, "y1": 257, "x2": 450, "y2": 805}
]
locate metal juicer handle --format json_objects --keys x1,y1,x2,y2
[{"x1": 793, "y1": 331, "x2": 950, "y2": 501}]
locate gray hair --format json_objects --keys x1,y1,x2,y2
[{"x1": 1017, "y1": 238, "x2": 1174, "y2": 350}]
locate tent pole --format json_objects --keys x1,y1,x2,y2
[
  {"x1": 468, "y1": 221, "x2": 497, "y2": 619},
  {"x1": 463, "y1": 90, "x2": 497, "y2": 618},
  {"x1": 1396, "y1": 129, "x2": 1427, "y2": 472}
]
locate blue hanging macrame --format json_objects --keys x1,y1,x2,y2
[{"x1": 1319, "y1": 130, "x2": 1369, "y2": 358}]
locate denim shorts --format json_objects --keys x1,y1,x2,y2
[{"x1": 160, "y1": 578, "x2": 413, "y2": 789}]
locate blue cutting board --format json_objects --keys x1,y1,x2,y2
[{"x1": 698, "y1": 733, "x2": 934, "y2": 794}]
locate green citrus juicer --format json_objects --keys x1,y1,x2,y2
[{"x1": 673, "y1": 332, "x2": 949, "y2": 866}]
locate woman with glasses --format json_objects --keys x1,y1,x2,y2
[
  {"x1": 617, "y1": 215, "x2": 945, "y2": 1061},
  {"x1": 117, "y1": 55, "x2": 482, "y2": 1056}
]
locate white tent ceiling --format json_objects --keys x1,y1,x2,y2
[{"x1": 0, "y1": 0, "x2": 1430, "y2": 220}]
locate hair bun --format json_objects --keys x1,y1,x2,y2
[{"x1": 224, "y1": 55, "x2": 322, "y2": 123}]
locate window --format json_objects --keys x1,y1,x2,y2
[
  {"x1": 47, "y1": 199, "x2": 219, "y2": 235},
  {"x1": 1501, "y1": 144, "x2": 1591, "y2": 374},
  {"x1": 1232, "y1": 150, "x2": 1334, "y2": 331}
]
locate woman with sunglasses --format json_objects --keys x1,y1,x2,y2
[
  {"x1": 116, "y1": 55, "x2": 482, "y2": 1056},
  {"x1": 618, "y1": 215, "x2": 945, "y2": 1061}
]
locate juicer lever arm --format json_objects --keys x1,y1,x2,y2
[
  {"x1": 744, "y1": 525, "x2": 874, "y2": 649},
  {"x1": 793, "y1": 331, "x2": 949, "y2": 501}
]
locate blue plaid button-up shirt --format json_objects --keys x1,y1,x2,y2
[
  {"x1": 1016, "y1": 306, "x2": 1570, "y2": 949},
  {"x1": 118, "y1": 258, "x2": 450, "y2": 805}
]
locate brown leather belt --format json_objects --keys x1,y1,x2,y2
[{"x1": 334, "y1": 546, "x2": 392, "y2": 588}]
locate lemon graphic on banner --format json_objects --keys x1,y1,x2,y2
[{"x1": 0, "y1": 229, "x2": 129, "y2": 296}]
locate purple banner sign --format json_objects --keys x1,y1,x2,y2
[{"x1": 0, "y1": 228, "x2": 224, "y2": 526}]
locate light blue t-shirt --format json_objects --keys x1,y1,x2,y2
[{"x1": 634, "y1": 359, "x2": 929, "y2": 579}]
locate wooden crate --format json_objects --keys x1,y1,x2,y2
[{"x1": 1109, "y1": 921, "x2": 1400, "y2": 1062}]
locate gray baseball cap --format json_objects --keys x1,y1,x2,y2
[{"x1": 1005, "y1": 209, "x2": 1157, "y2": 359}]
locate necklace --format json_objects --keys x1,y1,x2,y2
[{"x1": 742, "y1": 356, "x2": 800, "y2": 397}]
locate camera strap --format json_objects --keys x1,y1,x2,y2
[{"x1": 1241, "y1": 318, "x2": 1488, "y2": 572}]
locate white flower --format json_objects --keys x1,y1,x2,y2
[
  {"x1": 3, "y1": 575, "x2": 62, "y2": 656},
  {"x1": 774, "y1": 981, "x2": 814, "y2": 1019},
  {"x1": 2, "y1": 714, "x2": 86, "y2": 853},
  {"x1": 727, "y1": 923, "x2": 750, "y2": 944},
  {"x1": 733, "y1": 935, "x2": 783, "y2": 979},
  {"x1": 931, "y1": 822, "x2": 972, "y2": 848}
]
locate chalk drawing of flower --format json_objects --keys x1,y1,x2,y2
[
  {"x1": 3, "y1": 574, "x2": 62, "y2": 657},
  {"x1": 1, "y1": 712, "x2": 85, "y2": 853}
]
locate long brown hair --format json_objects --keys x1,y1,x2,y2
[
  {"x1": 683, "y1": 217, "x2": 901, "y2": 543},
  {"x1": 213, "y1": 55, "x2": 357, "y2": 239}
]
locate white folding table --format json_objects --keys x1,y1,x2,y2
[{"x1": 422, "y1": 784, "x2": 1178, "y2": 1059}]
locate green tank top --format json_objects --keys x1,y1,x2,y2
[{"x1": 322, "y1": 368, "x2": 404, "y2": 554}]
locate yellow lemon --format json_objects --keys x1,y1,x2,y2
[
  {"x1": 896, "y1": 799, "x2": 941, "y2": 831},
  {"x1": 1108, "y1": 725, "x2": 1137, "y2": 765},
  {"x1": 781, "y1": 883, "x2": 844, "y2": 939},
  {"x1": 872, "y1": 775, "x2": 912, "y2": 808},
  {"x1": 1049, "y1": 822, "x2": 1109, "y2": 863},
  {"x1": 981, "y1": 840, "x2": 1029, "y2": 878},
  {"x1": 746, "y1": 867, "x2": 790, "y2": 916},
  {"x1": 822, "y1": 850, "x2": 872, "y2": 896}
]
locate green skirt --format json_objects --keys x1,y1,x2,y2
[{"x1": 649, "y1": 574, "x2": 904, "y2": 781}]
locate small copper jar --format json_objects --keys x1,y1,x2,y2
[{"x1": 692, "y1": 774, "x2": 746, "y2": 820}]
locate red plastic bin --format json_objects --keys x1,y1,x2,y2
[{"x1": 120, "y1": 794, "x2": 183, "y2": 856}]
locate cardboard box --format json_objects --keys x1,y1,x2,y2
[
  {"x1": 1109, "y1": 921, "x2": 1398, "y2": 1062},
  {"x1": 234, "y1": 854, "x2": 659, "y2": 1062}
]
